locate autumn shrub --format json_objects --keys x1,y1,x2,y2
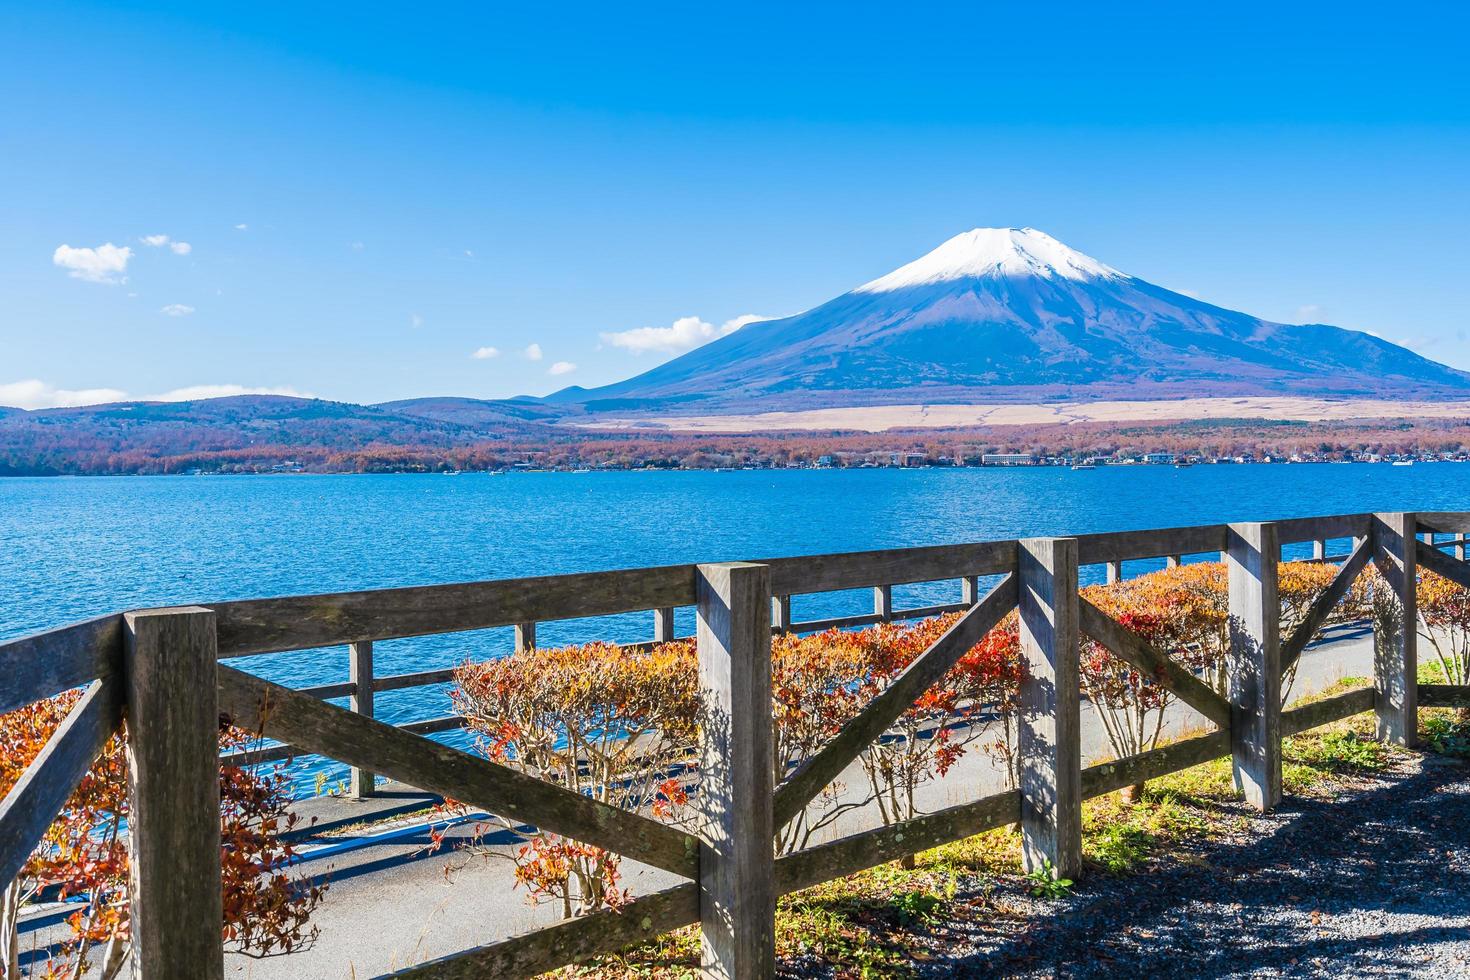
[
  {"x1": 1080, "y1": 572, "x2": 1222, "y2": 800},
  {"x1": 770, "y1": 628, "x2": 875, "y2": 854},
  {"x1": 451, "y1": 640, "x2": 701, "y2": 916},
  {"x1": 854, "y1": 614, "x2": 1023, "y2": 834},
  {"x1": 0, "y1": 694, "x2": 324, "y2": 980},
  {"x1": 1153, "y1": 558, "x2": 1372, "y2": 701},
  {"x1": 452, "y1": 612, "x2": 1024, "y2": 906},
  {"x1": 1418, "y1": 569, "x2": 1470, "y2": 719}
]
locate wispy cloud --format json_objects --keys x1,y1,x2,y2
[
  {"x1": 53, "y1": 243, "x2": 132, "y2": 284},
  {"x1": 471, "y1": 346, "x2": 500, "y2": 360},
  {"x1": 1294, "y1": 304, "x2": 1326, "y2": 323},
  {"x1": 410, "y1": 313, "x2": 424, "y2": 329},
  {"x1": 141, "y1": 234, "x2": 192, "y2": 255},
  {"x1": 161, "y1": 304, "x2": 195, "y2": 317},
  {"x1": 0, "y1": 379, "x2": 130, "y2": 410},
  {"x1": 0, "y1": 380, "x2": 312, "y2": 410},
  {"x1": 152, "y1": 384, "x2": 311, "y2": 401},
  {"x1": 547, "y1": 361, "x2": 577, "y2": 376},
  {"x1": 524, "y1": 343, "x2": 544, "y2": 361},
  {"x1": 349, "y1": 241, "x2": 365, "y2": 251},
  {"x1": 602, "y1": 314, "x2": 767, "y2": 355},
  {"x1": 234, "y1": 223, "x2": 249, "y2": 231}
]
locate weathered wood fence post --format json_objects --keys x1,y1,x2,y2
[
  {"x1": 1373, "y1": 512, "x2": 1418, "y2": 746},
  {"x1": 696, "y1": 562, "x2": 775, "y2": 979},
  {"x1": 1017, "y1": 537, "x2": 1082, "y2": 879},
  {"x1": 962, "y1": 575, "x2": 980, "y2": 606},
  {"x1": 1227, "y1": 522, "x2": 1281, "y2": 811},
  {"x1": 1313, "y1": 538, "x2": 1327, "y2": 561},
  {"x1": 1105, "y1": 560, "x2": 1122, "y2": 585},
  {"x1": 770, "y1": 595, "x2": 792, "y2": 634},
  {"x1": 514, "y1": 621, "x2": 536, "y2": 652},
  {"x1": 349, "y1": 640, "x2": 375, "y2": 798},
  {"x1": 123, "y1": 606, "x2": 224, "y2": 980},
  {"x1": 654, "y1": 606, "x2": 677, "y2": 643},
  {"x1": 873, "y1": 585, "x2": 893, "y2": 623}
]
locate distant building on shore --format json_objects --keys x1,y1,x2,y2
[{"x1": 980, "y1": 453, "x2": 1037, "y2": 466}]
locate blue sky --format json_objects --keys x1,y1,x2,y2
[{"x1": 3, "y1": 1, "x2": 1468, "y2": 408}]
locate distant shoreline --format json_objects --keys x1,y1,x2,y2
[{"x1": 562, "y1": 395, "x2": 1470, "y2": 434}]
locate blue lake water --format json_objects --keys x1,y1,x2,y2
[{"x1": 2, "y1": 465, "x2": 1464, "y2": 786}]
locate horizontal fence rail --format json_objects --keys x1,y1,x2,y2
[{"x1": 3, "y1": 510, "x2": 1467, "y2": 978}]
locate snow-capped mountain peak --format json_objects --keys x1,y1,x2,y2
[{"x1": 854, "y1": 227, "x2": 1123, "y2": 293}]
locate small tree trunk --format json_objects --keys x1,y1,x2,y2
[
  {"x1": 1119, "y1": 781, "x2": 1147, "y2": 804},
  {"x1": 899, "y1": 853, "x2": 917, "y2": 871}
]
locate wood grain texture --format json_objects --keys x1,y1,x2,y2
[
  {"x1": 1078, "y1": 597, "x2": 1232, "y2": 729},
  {"x1": 1018, "y1": 538, "x2": 1082, "y2": 879},
  {"x1": 1419, "y1": 684, "x2": 1470, "y2": 708},
  {"x1": 384, "y1": 882, "x2": 700, "y2": 980},
  {"x1": 1080, "y1": 730, "x2": 1231, "y2": 799},
  {"x1": 0, "y1": 677, "x2": 122, "y2": 891},
  {"x1": 775, "y1": 789, "x2": 1021, "y2": 895},
  {"x1": 212, "y1": 563, "x2": 700, "y2": 657},
  {"x1": 1227, "y1": 522, "x2": 1282, "y2": 812},
  {"x1": 872, "y1": 585, "x2": 893, "y2": 623},
  {"x1": 771, "y1": 575, "x2": 1017, "y2": 829},
  {"x1": 1280, "y1": 687, "x2": 1376, "y2": 737},
  {"x1": 1374, "y1": 513, "x2": 1419, "y2": 746},
  {"x1": 1416, "y1": 535, "x2": 1470, "y2": 590},
  {"x1": 1073, "y1": 524, "x2": 1227, "y2": 564},
  {"x1": 350, "y1": 641, "x2": 376, "y2": 798},
  {"x1": 0, "y1": 614, "x2": 121, "y2": 716},
  {"x1": 373, "y1": 666, "x2": 458, "y2": 693},
  {"x1": 1274, "y1": 513, "x2": 1371, "y2": 545},
  {"x1": 215, "y1": 664, "x2": 699, "y2": 878},
  {"x1": 124, "y1": 606, "x2": 224, "y2": 980},
  {"x1": 1280, "y1": 535, "x2": 1374, "y2": 672},
  {"x1": 761, "y1": 539, "x2": 1016, "y2": 595},
  {"x1": 654, "y1": 606, "x2": 677, "y2": 642},
  {"x1": 695, "y1": 562, "x2": 775, "y2": 979},
  {"x1": 1416, "y1": 511, "x2": 1470, "y2": 535}
]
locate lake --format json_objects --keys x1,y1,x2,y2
[{"x1": 2, "y1": 464, "x2": 1462, "y2": 785}]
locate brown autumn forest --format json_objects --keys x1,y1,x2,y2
[{"x1": 5, "y1": 412, "x2": 1470, "y2": 476}]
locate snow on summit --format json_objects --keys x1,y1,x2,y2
[{"x1": 854, "y1": 227, "x2": 1123, "y2": 293}]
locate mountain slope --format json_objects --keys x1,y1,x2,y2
[{"x1": 560, "y1": 228, "x2": 1470, "y2": 411}]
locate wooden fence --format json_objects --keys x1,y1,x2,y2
[{"x1": 3, "y1": 510, "x2": 1470, "y2": 978}]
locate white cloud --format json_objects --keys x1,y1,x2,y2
[
  {"x1": 0, "y1": 379, "x2": 129, "y2": 410},
  {"x1": 410, "y1": 313, "x2": 424, "y2": 329},
  {"x1": 151, "y1": 384, "x2": 311, "y2": 401},
  {"x1": 350, "y1": 241, "x2": 365, "y2": 251},
  {"x1": 524, "y1": 343, "x2": 544, "y2": 361},
  {"x1": 0, "y1": 380, "x2": 312, "y2": 410},
  {"x1": 601, "y1": 313, "x2": 767, "y2": 355},
  {"x1": 53, "y1": 243, "x2": 132, "y2": 284},
  {"x1": 1294, "y1": 304, "x2": 1326, "y2": 323},
  {"x1": 471, "y1": 346, "x2": 500, "y2": 360},
  {"x1": 547, "y1": 361, "x2": 577, "y2": 376},
  {"x1": 160, "y1": 304, "x2": 195, "y2": 317},
  {"x1": 140, "y1": 234, "x2": 192, "y2": 255},
  {"x1": 234, "y1": 223, "x2": 249, "y2": 231}
]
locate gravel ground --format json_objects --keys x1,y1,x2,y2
[{"x1": 906, "y1": 751, "x2": 1470, "y2": 978}]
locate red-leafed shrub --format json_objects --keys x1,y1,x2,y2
[{"x1": 0, "y1": 695, "x2": 324, "y2": 980}]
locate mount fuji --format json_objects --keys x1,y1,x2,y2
[{"x1": 552, "y1": 228, "x2": 1470, "y2": 412}]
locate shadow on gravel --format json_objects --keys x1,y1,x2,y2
[{"x1": 935, "y1": 755, "x2": 1470, "y2": 978}]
